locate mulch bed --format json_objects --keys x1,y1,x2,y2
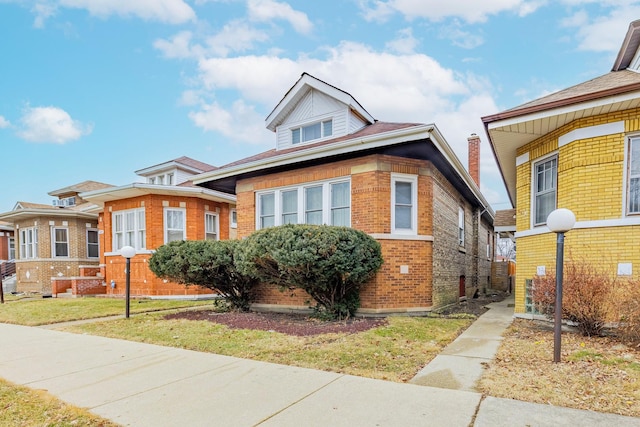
[
  {"x1": 164, "y1": 290, "x2": 509, "y2": 336},
  {"x1": 164, "y1": 310, "x2": 388, "y2": 336}
]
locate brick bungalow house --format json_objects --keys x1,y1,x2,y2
[
  {"x1": 0, "y1": 181, "x2": 113, "y2": 294},
  {"x1": 482, "y1": 19, "x2": 640, "y2": 316},
  {"x1": 193, "y1": 73, "x2": 495, "y2": 314},
  {"x1": 80, "y1": 156, "x2": 237, "y2": 298},
  {"x1": 0, "y1": 220, "x2": 15, "y2": 282}
]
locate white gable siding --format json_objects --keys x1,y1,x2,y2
[
  {"x1": 349, "y1": 112, "x2": 368, "y2": 133},
  {"x1": 175, "y1": 169, "x2": 195, "y2": 185},
  {"x1": 275, "y1": 89, "x2": 352, "y2": 150}
]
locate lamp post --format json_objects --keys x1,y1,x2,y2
[
  {"x1": 546, "y1": 208, "x2": 576, "y2": 363},
  {"x1": 119, "y1": 246, "x2": 136, "y2": 319}
]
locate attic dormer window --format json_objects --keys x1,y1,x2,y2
[{"x1": 292, "y1": 119, "x2": 333, "y2": 144}]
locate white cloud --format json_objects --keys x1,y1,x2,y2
[
  {"x1": 570, "y1": 7, "x2": 640, "y2": 52},
  {"x1": 154, "y1": 31, "x2": 199, "y2": 59},
  {"x1": 359, "y1": 0, "x2": 543, "y2": 23},
  {"x1": 154, "y1": 23, "x2": 270, "y2": 59},
  {"x1": 17, "y1": 106, "x2": 92, "y2": 144},
  {"x1": 247, "y1": 0, "x2": 313, "y2": 34},
  {"x1": 0, "y1": 116, "x2": 10, "y2": 128},
  {"x1": 439, "y1": 20, "x2": 484, "y2": 49},
  {"x1": 385, "y1": 27, "x2": 419, "y2": 54},
  {"x1": 59, "y1": 0, "x2": 196, "y2": 24},
  {"x1": 192, "y1": 41, "x2": 499, "y2": 170},
  {"x1": 188, "y1": 99, "x2": 272, "y2": 144},
  {"x1": 204, "y1": 20, "x2": 270, "y2": 56},
  {"x1": 31, "y1": 2, "x2": 57, "y2": 28}
]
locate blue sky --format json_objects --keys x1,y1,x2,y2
[{"x1": 0, "y1": 0, "x2": 637, "y2": 213}]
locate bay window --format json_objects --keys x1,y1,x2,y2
[
  {"x1": 256, "y1": 178, "x2": 350, "y2": 229},
  {"x1": 113, "y1": 208, "x2": 146, "y2": 251},
  {"x1": 165, "y1": 208, "x2": 185, "y2": 243},
  {"x1": 391, "y1": 174, "x2": 417, "y2": 234}
]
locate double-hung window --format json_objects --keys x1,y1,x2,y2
[
  {"x1": 291, "y1": 119, "x2": 333, "y2": 144},
  {"x1": 458, "y1": 207, "x2": 465, "y2": 246},
  {"x1": 230, "y1": 209, "x2": 237, "y2": 229},
  {"x1": 256, "y1": 179, "x2": 350, "y2": 229},
  {"x1": 113, "y1": 208, "x2": 146, "y2": 251},
  {"x1": 534, "y1": 155, "x2": 557, "y2": 225},
  {"x1": 19, "y1": 227, "x2": 38, "y2": 259},
  {"x1": 391, "y1": 174, "x2": 417, "y2": 234},
  {"x1": 52, "y1": 227, "x2": 69, "y2": 257},
  {"x1": 628, "y1": 137, "x2": 640, "y2": 214},
  {"x1": 87, "y1": 229, "x2": 99, "y2": 258},
  {"x1": 8, "y1": 237, "x2": 15, "y2": 260},
  {"x1": 165, "y1": 208, "x2": 186, "y2": 243},
  {"x1": 282, "y1": 189, "x2": 298, "y2": 224},
  {"x1": 205, "y1": 212, "x2": 218, "y2": 241}
]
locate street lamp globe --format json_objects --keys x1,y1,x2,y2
[
  {"x1": 547, "y1": 208, "x2": 576, "y2": 233},
  {"x1": 120, "y1": 245, "x2": 136, "y2": 259}
]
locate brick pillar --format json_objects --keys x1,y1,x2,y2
[{"x1": 468, "y1": 134, "x2": 480, "y2": 187}]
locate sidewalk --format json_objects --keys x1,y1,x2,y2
[
  {"x1": 1, "y1": 303, "x2": 639, "y2": 426},
  {"x1": 410, "y1": 294, "x2": 516, "y2": 390}
]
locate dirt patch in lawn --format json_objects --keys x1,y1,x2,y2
[{"x1": 164, "y1": 290, "x2": 508, "y2": 336}]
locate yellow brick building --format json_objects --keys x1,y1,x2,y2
[{"x1": 483, "y1": 20, "x2": 640, "y2": 315}]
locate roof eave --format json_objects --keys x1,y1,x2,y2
[{"x1": 80, "y1": 183, "x2": 237, "y2": 206}]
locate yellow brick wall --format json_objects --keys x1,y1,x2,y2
[{"x1": 514, "y1": 107, "x2": 640, "y2": 313}]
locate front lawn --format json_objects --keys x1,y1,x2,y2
[
  {"x1": 0, "y1": 297, "x2": 212, "y2": 326},
  {"x1": 63, "y1": 312, "x2": 471, "y2": 383},
  {"x1": 0, "y1": 377, "x2": 119, "y2": 426}
]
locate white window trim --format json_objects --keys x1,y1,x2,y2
[
  {"x1": 255, "y1": 177, "x2": 351, "y2": 229},
  {"x1": 19, "y1": 227, "x2": 38, "y2": 259},
  {"x1": 87, "y1": 228, "x2": 99, "y2": 258},
  {"x1": 205, "y1": 212, "x2": 219, "y2": 241},
  {"x1": 51, "y1": 226, "x2": 70, "y2": 258},
  {"x1": 164, "y1": 207, "x2": 186, "y2": 243},
  {"x1": 458, "y1": 206, "x2": 465, "y2": 247},
  {"x1": 289, "y1": 113, "x2": 334, "y2": 145},
  {"x1": 8, "y1": 237, "x2": 15, "y2": 260},
  {"x1": 391, "y1": 173, "x2": 418, "y2": 235},
  {"x1": 531, "y1": 152, "x2": 558, "y2": 228},
  {"x1": 625, "y1": 135, "x2": 640, "y2": 216},
  {"x1": 112, "y1": 208, "x2": 146, "y2": 251},
  {"x1": 230, "y1": 209, "x2": 237, "y2": 229}
]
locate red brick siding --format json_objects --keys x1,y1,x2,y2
[{"x1": 101, "y1": 194, "x2": 230, "y2": 296}]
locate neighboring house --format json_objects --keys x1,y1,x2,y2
[
  {"x1": 80, "y1": 156, "x2": 237, "y2": 298},
  {"x1": 482, "y1": 20, "x2": 640, "y2": 316},
  {"x1": 193, "y1": 73, "x2": 495, "y2": 314},
  {"x1": 0, "y1": 220, "x2": 15, "y2": 280},
  {"x1": 0, "y1": 181, "x2": 113, "y2": 294}
]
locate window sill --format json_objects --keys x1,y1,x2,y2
[
  {"x1": 369, "y1": 233, "x2": 434, "y2": 241},
  {"x1": 458, "y1": 246, "x2": 466, "y2": 253}
]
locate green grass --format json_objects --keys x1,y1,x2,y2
[
  {"x1": 64, "y1": 313, "x2": 471, "y2": 382},
  {"x1": 0, "y1": 377, "x2": 119, "y2": 426},
  {"x1": 0, "y1": 298, "x2": 213, "y2": 326}
]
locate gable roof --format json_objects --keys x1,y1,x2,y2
[
  {"x1": 265, "y1": 73, "x2": 375, "y2": 132},
  {"x1": 48, "y1": 180, "x2": 114, "y2": 197},
  {"x1": 135, "y1": 156, "x2": 217, "y2": 176},
  {"x1": 482, "y1": 20, "x2": 640, "y2": 205}
]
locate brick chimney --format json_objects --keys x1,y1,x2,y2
[{"x1": 467, "y1": 133, "x2": 480, "y2": 187}]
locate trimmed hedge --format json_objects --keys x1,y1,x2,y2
[
  {"x1": 236, "y1": 224, "x2": 383, "y2": 319},
  {"x1": 149, "y1": 239, "x2": 258, "y2": 311}
]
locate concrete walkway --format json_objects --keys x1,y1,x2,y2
[
  {"x1": 410, "y1": 294, "x2": 516, "y2": 391},
  {"x1": 1, "y1": 302, "x2": 639, "y2": 426}
]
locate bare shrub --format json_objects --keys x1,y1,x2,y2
[
  {"x1": 532, "y1": 260, "x2": 613, "y2": 336},
  {"x1": 610, "y1": 278, "x2": 640, "y2": 345}
]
